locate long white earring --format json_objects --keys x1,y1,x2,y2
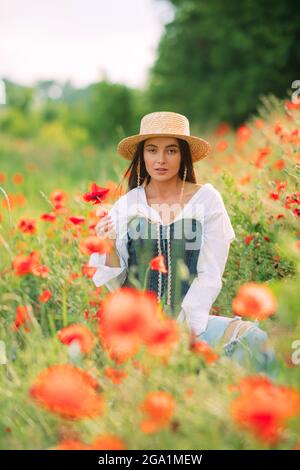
[
  {"x1": 137, "y1": 157, "x2": 141, "y2": 188},
  {"x1": 180, "y1": 166, "x2": 187, "y2": 202}
]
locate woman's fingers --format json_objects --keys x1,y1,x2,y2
[
  {"x1": 96, "y1": 215, "x2": 116, "y2": 239},
  {"x1": 96, "y1": 207, "x2": 109, "y2": 218},
  {"x1": 96, "y1": 214, "x2": 111, "y2": 229}
]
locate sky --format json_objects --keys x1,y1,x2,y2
[{"x1": 0, "y1": 0, "x2": 174, "y2": 89}]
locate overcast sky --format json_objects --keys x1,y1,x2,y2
[{"x1": 0, "y1": 0, "x2": 174, "y2": 89}]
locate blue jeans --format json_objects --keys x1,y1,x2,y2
[{"x1": 197, "y1": 315, "x2": 278, "y2": 377}]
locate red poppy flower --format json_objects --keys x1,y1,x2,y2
[
  {"x1": 68, "y1": 215, "x2": 85, "y2": 225},
  {"x1": 230, "y1": 375, "x2": 300, "y2": 444},
  {"x1": 232, "y1": 282, "x2": 277, "y2": 320},
  {"x1": 215, "y1": 140, "x2": 228, "y2": 152},
  {"x1": 190, "y1": 339, "x2": 219, "y2": 364},
  {"x1": 29, "y1": 364, "x2": 104, "y2": 419},
  {"x1": 98, "y1": 287, "x2": 159, "y2": 364},
  {"x1": 50, "y1": 189, "x2": 68, "y2": 209},
  {"x1": 269, "y1": 191, "x2": 280, "y2": 200},
  {"x1": 40, "y1": 212, "x2": 56, "y2": 222},
  {"x1": 91, "y1": 435, "x2": 126, "y2": 450},
  {"x1": 143, "y1": 317, "x2": 179, "y2": 358},
  {"x1": 13, "y1": 173, "x2": 24, "y2": 185},
  {"x1": 12, "y1": 251, "x2": 40, "y2": 276},
  {"x1": 214, "y1": 122, "x2": 230, "y2": 136},
  {"x1": 80, "y1": 236, "x2": 112, "y2": 256},
  {"x1": 55, "y1": 434, "x2": 126, "y2": 450},
  {"x1": 275, "y1": 181, "x2": 287, "y2": 192},
  {"x1": 139, "y1": 391, "x2": 176, "y2": 434},
  {"x1": 18, "y1": 218, "x2": 36, "y2": 234},
  {"x1": 104, "y1": 367, "x2": 128, "y2": 384},
  {"x1": 150, "y1": 255, "x2": 167, "y2": 273},
  {"x1": 83, "y1": 183, "x2": 110, "y2": 205},
  {"x1": 12, "y1": 305, "x2": 31, "y2": 332},
  {"x1": 38, "y1": 289, "x2": 52, "y2": 303},
  {"x1": 57, "y1": 324, "x2": 95, "y2": 354},
  {"x1": 237, "y1": 124, "x2": 251, "y2": 142},
  {"x1": 31, "y1": 264, "x2": 49, "y2": 278},
  {"x1": 81, "y1": 265, "x2": 97, "y2": 278},
  {"x1": 285, "y1": 99, "x2": 300, "y2": 110},
  {"x1": 244, "y1": 235, "x2": 254, "y2": 245},
  {"x1": 273, "y1": 159, "x2": 285, "y2": 170}
]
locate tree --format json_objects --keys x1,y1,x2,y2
[{"x1": 147, "y1": 0, "x2": 300, "y2": 126}]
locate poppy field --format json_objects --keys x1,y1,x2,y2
[{"x1": 0, "y1": 95, "x2": 300, "y2": 450}]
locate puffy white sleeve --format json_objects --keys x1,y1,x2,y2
[
  {"x1": 177, "y1": 189, "x2": 236, "y2": 337},
  {"x1": 88, "y1": 196, "x2": 129, "y2": 292}
]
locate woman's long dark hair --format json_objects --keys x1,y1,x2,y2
[{"x1": 116, "y1": 138, "x2": 197, "y2": 196}]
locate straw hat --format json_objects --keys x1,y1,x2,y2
[{"x1": 117, "y1": 111, "x2": 211, "y2": 162}]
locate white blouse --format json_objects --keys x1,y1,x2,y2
[{"x1": 88, "y1": 183, "x2": 236, "y2": 337}]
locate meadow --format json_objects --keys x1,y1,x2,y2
[{"x1": 0, "y1": 94, "x2": 299, "y2": 450}]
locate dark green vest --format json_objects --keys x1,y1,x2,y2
[{"x1": 123, "y1": 216, "x2": 202, "y2": 318}]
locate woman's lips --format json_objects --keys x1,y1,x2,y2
[{"x1": 155, "y1": 169, "x2": 168, "y2": 173}]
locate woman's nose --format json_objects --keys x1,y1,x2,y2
[{"x1": 157, "y1": 153, "x2": 167, "y2": 163}]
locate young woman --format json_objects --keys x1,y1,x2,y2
[{"x1": 89, "y1": 111, "x2": 277, "y2": 375}]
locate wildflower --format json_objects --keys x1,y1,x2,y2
[
  {"x1": 13, "y1": 173, "x2": 24, "y2": 184},
  {"x1": 12, "y1": 305, "x2": 31, "y2": 332},
  {"x1": 38, "y1": 289, "x2": 52, "y2": 303},
  {"x1": 150, "y1": 255, "x2": 167, "y2": 273},
  {"x1": 244, "y1": 235, "x2": 254, "y2": 245},
  {"x1": 80, "y1": 236, "x2": 111, "y2": 256},
  {"x1": 40, "y1": 212, "x2": 56, "y2": 222},
  {"x1": 269, "y1": 192, "x2": 279, "y2": 200},
  {"x1": 143, "y1": 317, "x2": 179, "y2": 358},
  {"x1": 232, "y1": 282, "x2": 277, "y2": 320},
  {"x1": 99, "y1": 287, "x2": 158, "y2": 364},
  {"x1": 57, "y1": 324, "x2": 95, "y2": 354},
  {"x1": 83, "y1": 183, "x2": 110, "y2": 205},
  {"x1": 50, "y1": 189, "x2": 68, "y2": 209},
  {"x1": 12, "y1": 251, "x2": 40, "y2": 276},
  {"x1": 91, "y1": 435, "x2": 126, "y2": 450},
  {"x1": 230, "y1": 375, "x2": 300, "y2": 444},
  {"x1": 29, "y1": 364, "x2": 104, "y2": 419},
  {"x1": 104, "y1": 367, "x2": 128, "y2": 384},
  {"x1": 18, "y1": 217, "x2": 36, "y2": 234},
  {"x1": 139, "y1": 391, "x2": 176, "y2": 434},
  {"x1": 55, "y1": 434, "x2": 126, "y2": 450},
  {"x1": 190, "y1": 339, "x2": 219, "y2": 364},
  {"x1": 237, "y1": 124, "x2": 251, "y2": 142},
  {"x1": 215, "y1": 140, "x2": 228, "y2": 152},
  {"x1": 68, "y1": 215, "x2": 85, "y2": 225},
  {"x1": 81, "y1": 265, "x2": 97, "y2": 278}
]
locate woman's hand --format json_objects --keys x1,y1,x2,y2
[
  {"x1": 95, "y1": 208, "x2": 117, "y2": 243},
  {"x1": 95, "y1": 208, "x2": 121, "y2": 267}
]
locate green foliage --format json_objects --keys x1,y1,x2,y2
[
  {"x1": 148, "y1": 0, "x2": 300, "y2": 126},
  {"x1": 85, "y1": 80, "x2": 136, "y2": 146}
]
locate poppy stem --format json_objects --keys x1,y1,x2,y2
[
  {"x1": 62, "y1": 284, "x2": 68, "y2": 327},
  {"x1": 143, "y1": 266, "x2": 150, "y2": 291}
]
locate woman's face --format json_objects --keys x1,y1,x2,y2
[{"x1": 143, "y1": 136, "x2": 181, "y2": 181}]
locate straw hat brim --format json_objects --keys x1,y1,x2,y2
[{"x1": 117, "y1": 133, "x2": 211, "y2": 162}]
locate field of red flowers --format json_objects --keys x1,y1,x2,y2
[{"x1": 0, "y1": 95, "x2": 300, "y2": 450}]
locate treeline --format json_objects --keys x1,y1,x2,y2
[{"x1": 0, "y1": 0, "x2": 298, "y2": 148}]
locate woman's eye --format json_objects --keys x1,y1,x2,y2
[{"x1": 147, "y1": 148, "x2": 176, "y2": 154}]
